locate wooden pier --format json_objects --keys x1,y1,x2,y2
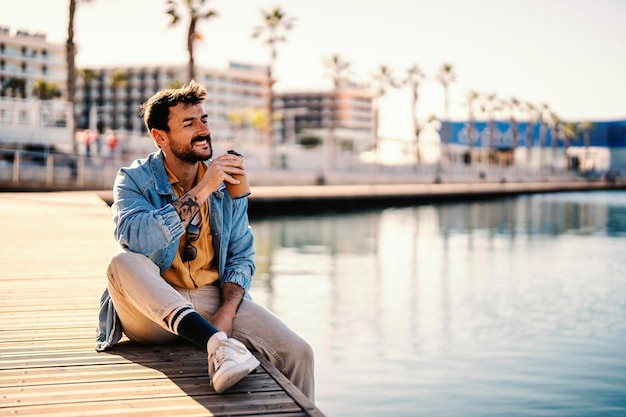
[{"x1": 0, "y1": 191, "x2": 325, "y2": 416}]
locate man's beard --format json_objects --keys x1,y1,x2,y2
[{"x1": 171, "y1": 134, "x2": 213, "y2": 163}]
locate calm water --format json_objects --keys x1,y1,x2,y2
[{"x1": 248, "y1": 190, "x2": 626, "y2": 417}]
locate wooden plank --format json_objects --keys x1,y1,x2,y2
[
  {"x1": 0, "y1": 328, "x2": 93, "y2": 341},
  {"x1": 0, "y1": 363, "x2": 269, "y2": 388}
]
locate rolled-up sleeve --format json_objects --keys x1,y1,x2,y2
[{"x1": 112, "y1": 167, "x2": 185, "y2": 257}]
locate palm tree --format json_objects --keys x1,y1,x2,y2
[
  {"x1": 405, "y1": 64, "x2": 425, "y2": 167},
  {"x1": 323, "y1": 54, "x2": 352, "y2": 171},
  {"x1": 464, "y1": 89, "x2": 480, "y2": 167},
  {"x1": 370, "y1": 65, "x2": 398, "y2": 168},
  {"x1": 523, "y1": 102, "x2": 537, "y2": 171},
  {"x1": 548, "y1": 112, "x2": 561, "y2": 174},
  {"x1": 67, "y1": 0, "x2": 94, "y2": 153},
  {"x1": 77, "y1": 68, "x2": 100, "y2": 130},
  {"x1": 168, "y1": 80, "x2": 185, "y2": 89},
  {"x1": 78, "y1": 68, "x2": 99, "y2": 84},
  {"x1": 109, "y1": 68, "x2": 129, "y2": 130},
  {"x1": 537, "y1": 103, "x2": 550, "y2": 175},
  {"x1": 252, "y1": 7, "x2": 296, "y2": 169},
  {"x1": 559, "y1": 121, "x2": 579, "y2": 172},
  {"x1": 506, "y1": 97, "x2": 521, "y2": 167},
  {"x1": 579, "y1": 120, "x2": 595, "y2": 172},
  {"x1": 479, "y1": 92, "x2": 499, "y2": 165},
  {"x1": 2, "y1": 78, "x2": 26, "y2": 98},
  {"x1": 32, "y1": 79, "x2": 62, "y2": 100},
  {"x1": 436, "y1": 63, "x2": 456, "y2": 166},
  {"x1": 166, "y1": 0, "x2": 218, "y2": 82}
]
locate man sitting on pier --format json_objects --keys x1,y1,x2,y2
[{"x1": 96, "y1": 81, "x2": 314, "y2": 399}]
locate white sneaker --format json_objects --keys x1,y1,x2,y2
[{"x1": 207, "y1": 331, "x2": 260, "y2": 393}]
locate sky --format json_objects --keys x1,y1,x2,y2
[{"x1": 2, "y1": 0, "x2": 626, "y2": 140}]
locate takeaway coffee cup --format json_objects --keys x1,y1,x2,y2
[{"x1": 225, "y1": 150, "x2": 251, "y2": 199}]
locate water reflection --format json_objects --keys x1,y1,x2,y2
[{"x1": 249, "y1": 191, "x2": 626, "y2": 417}]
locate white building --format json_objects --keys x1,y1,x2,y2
[
  {"x1": 0, "y1": 26, "x2": 67, "y2": 98},
  {"x1": 74, "y1": 63, "x2": 271, "y2": 144},
  {"x1": 274, "y1": 86, "x2": 376, "y2": 154},
  {"x1": 70, "y1": 62, "x2": 274, "y2": 163},
  {"x1": 0, "y1": 27, "x2": 71, "y2": 149}
]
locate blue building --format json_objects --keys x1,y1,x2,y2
[{"x1": 444, "y1": 119, "x2": 626, "y2": 172}]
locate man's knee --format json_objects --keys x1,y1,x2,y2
[
  {"x1": 298, "y1": 337, "x2": 314, "y2": 364},
  {"x1": 108, "y1": 249, "x2": 132, "y2": 273},
  {"x1": 107, "y1": 249, "x2": 158, "y2": 278},
  {"x1": 284, "y1": 333, "x2": 314, "y2": 369},
  {"x1": 109, "y1": 248, "x2": 144, "y2": 267}
]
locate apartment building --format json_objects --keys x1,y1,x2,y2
[
  {"x1": 0, "y1": 27, "x2": 71, "y2": 147},
  {"x1": 0, "y1": 26, "x2": 66, "y2": 98},
  {"x1": 74, "y1": 62, "x2": 271, "y2": 144},
  {"x1": 274, "y1": 85, "x2": 376, "y2": 153}
]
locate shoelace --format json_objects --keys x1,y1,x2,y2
[{"x1": 210, "y1": 340, "x2": 248, "y2": 371}]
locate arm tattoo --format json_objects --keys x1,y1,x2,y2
[{"x1": 173, "y1": 194, "x2": 200, "y2": 225}]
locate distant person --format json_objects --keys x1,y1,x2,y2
[
  {"x1": 83, "y1": 129, "x2": 92, "y2": 159},
  {"x1": 96, "y1": 81, "x2": 314, "y2": 399},
  {"x1": 93, "y1": 131, "x2": 102, "y2": 155},
  {"x1": 106, "y1": 130, "x2": 119, "y2": 157}
]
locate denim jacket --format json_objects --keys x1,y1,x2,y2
[{"x1": 96, "y1": 150, "x2": 255, "y2": 352}]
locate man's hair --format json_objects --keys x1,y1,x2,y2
[{"x1": 139, "y1": 80, "x2": 207, "y2": 132}]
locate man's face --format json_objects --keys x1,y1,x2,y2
[{"x1": 162, "y1": 102, "x2": 213, "y2": 164}]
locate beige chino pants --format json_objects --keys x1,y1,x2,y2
[{"x1": 106, "y1": 248, "x2": 315, "y2": 400}]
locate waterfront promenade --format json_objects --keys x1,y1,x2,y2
[{"x1": 244, "y1": 179, "x2": 624, "y2": 216}]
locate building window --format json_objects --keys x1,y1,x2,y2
[{"x1": 19, "y1": 110, "x2": 29, "y2": 126}]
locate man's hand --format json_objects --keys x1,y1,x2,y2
[
  {"x1": 199, "y1": 153, "x2": 245, "y2": 195},
  {"x1": 209, "y1": 282, "x2": 244, "y2": 337},
  {"x1": 172, "y1": 153, "x2": 245, "y2": 226}
]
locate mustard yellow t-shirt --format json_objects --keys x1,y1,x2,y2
[{"x1": 161, "y1": 162, "x2": 219, "y2": 289}]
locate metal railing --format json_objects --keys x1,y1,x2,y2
[
  {"x1": 0, "y1": 147, "x2": 123, "y2": 191},
  {"x1": 0, "y1": 145, "x2": 591, "y2": 192}
]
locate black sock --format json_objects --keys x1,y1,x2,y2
[{"x1": 168, "y1": 307, "x2": 219, "y2": 350}]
